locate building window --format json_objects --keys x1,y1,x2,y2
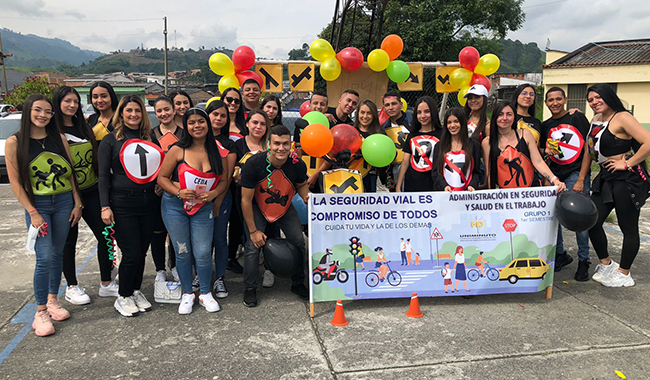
[{"x1": 567, "y1": 84, "x2": 587, "y2": 112}]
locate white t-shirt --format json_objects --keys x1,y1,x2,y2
[{"x1": 455, "y1": 253, "x2": 465, "y2": 264}]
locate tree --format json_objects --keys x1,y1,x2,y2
[
  {"x1": 4, "y1": 76, "x2": 58, "y2": 106},
  {"x1": 287, "y1": 43, "x2": 311, "y2": 60}
]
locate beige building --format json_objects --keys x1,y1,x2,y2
[{"x1": 543, "y1": 39, "x2": 650, "y2": 129}]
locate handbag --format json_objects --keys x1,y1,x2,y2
[{"x1": 154, "y1": 281, "x2": 182, "y2": 304}]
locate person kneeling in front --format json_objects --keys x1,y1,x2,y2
[{"x1": 240, "y1": 125, "x2": 309, "y2": 307}]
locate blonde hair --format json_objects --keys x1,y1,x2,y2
[{"x1": 112, "y1": 95, "x2": 151, "y2": 141}]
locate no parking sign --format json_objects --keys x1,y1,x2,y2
[{"x1": 119, "y1": 139, "x2": 165, "y2": 184}]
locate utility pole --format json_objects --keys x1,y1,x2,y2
[
  {"x1": 163, "y1": 16, "x2": 168, "y2": 96},
  {"x1": 0, "y1": 28, "x2": 12, "y2": 97}
]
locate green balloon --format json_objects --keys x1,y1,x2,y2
[
  {"x1": 361, "y1": 134, "x2": 396, "y2": 167},
  {"x1": 386, "y1": 60, "x2": 410, "y2": 83},
  {"x1": 303, "y1": 111, "x2": 329, "y2": 127}
]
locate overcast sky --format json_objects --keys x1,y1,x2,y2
[{"x1": 1, "y1": 0, "x2": 649, "y2": 60}]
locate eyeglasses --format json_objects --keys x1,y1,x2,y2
[
  {"x1": 225, "y1": 97, "x2": 241, "y2": 105},
  {"x1": 520, "y1": 91, "x2": 536, "y2": 98},
  {"x1": 31, "y1": 108, "x2": 54, "y2": 117}
]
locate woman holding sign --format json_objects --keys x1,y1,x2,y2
[
  {"x1": 88, "y1": 81, "x2": 118, "y2": 142},
  {"x1": 482, "y1": 101, "x2": 565, "y2": 192},
  {"x1": 431, "y1": 108, "x2": 482, "y2": 192},
  {"x1": 158, "y1": 108, "x2": 228, "y2": 314},
  {"x1": 99, "y1": 95, "x2": 163, "y2": 317}
]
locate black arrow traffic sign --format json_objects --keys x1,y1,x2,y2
[
  {"x1": 437, "y1": 74, "x2": 450, "y2": 85},
  {"x1": 134, "y1": 144, "x2": 148, "y2": 176},
  {"x1": 329, "y1": 177, "x2": 359, "y2": 193},
  {"x1": 259, "y1": 68, "x2": 279, "y2": 90},
  {"x1": 408, "y1": 72, "x2": 419, "y2": 83},
  {"x1": 291, "y1": 66, "x2": 312, "y2": 87}
]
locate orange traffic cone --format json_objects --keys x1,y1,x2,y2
[
  {"x1": 330, "y1": 299, "x2": 349, "y2": 326},
  {"x1": 406, "y1": 292, "x2": 423, "y2": 318}
]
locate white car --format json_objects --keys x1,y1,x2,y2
[
  {"x1": 0, "y1": 104, "x2": 17, "y2": 117},
  {"x1": 0, "y1": 113, "x2": 22, "y2": 177}
]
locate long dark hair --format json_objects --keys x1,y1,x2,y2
[
  {"x1": 16, "y1": 94, "x2": 75, "y2": 203},
  {"x1": 354, "y1": 99, "x2": 384, "y2": 136},
  {"x1": 412, "y1": 96, "x2": 442, "y2": 133},
  {"x1": 177, "y1": 108, "x2": 223, "y2": 176},
  {"x1": 261, "y1": 95, "x2": 283, "y2": 126},
  {"x1": 52, "y1": 86, "x2": 99, "y2": 173},
  {"x1": 464, "y1": 93, "x2": 488, "y2": 141},
  {"x1": 587, "y1": 83, "x2": 627, "y2": 113},
  {"x1": 113, "y1": 95, "x2": 151, "y2": 141},
  {"x1": 169, "y1": 90, "x2": 194, "y2": 108},
  {"x1": 89, "y1": 81, "x2": 118, "y2": 114},
  {"x1": 437, "y1": 108, "x2": 471, "y2": 174},
  {"x1": 488, "y1": 101, "x2": 517, "y2": 189},
  {"x1": 245, "y1": 109, "x2": 271, "y2": 149},
  {"x1": 205, "y1": 99, "x2": 230, "y2": 138},
  {"x1": 511, "y1": 84, "x2": 536, "y2": 117},
  {"x1": 221, "y1": 87, "x2": 246, "y2": 135}
]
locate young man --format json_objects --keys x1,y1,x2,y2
[
  {"x1": 542, "y1": 87, "x2": 592, "y2": 281},
  {"x1": 240, "y1": 125, "x2": 309, "y2": 307},
  {"x1": 381, "y1": 91, "x2": 411, "y2": 191},
  {"x1": 293, "y1": 92, "x2": 329, "y2": 144},
  {"x1": 325, "y1": 89, "x2": 359, "y2": 127},
  {"x1": 242, "y1": 79, "x2": 262, "y2": 114}
]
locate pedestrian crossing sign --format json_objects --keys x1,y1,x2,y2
[{"x1": 430, "y1": 228, "x2": 443, "y2": 240}]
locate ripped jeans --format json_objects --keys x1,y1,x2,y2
[{"x1": 161, "y1": 193, "x2": 214, "y2": 294}]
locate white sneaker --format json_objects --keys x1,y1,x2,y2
[
  {"x1": 98, "y1": 281, "x2": 119, "y2": 297},
  {"x1": 155, "y1": 270, "x2": 167, "y2": 282},
  {"x1": 592, "y1": 260, "x2": 620, "y2": 283},
  {"x1": 213, "y1": 277, "x2": 228, "y2": 298},
  {"x1": 114, "y1": 296, "x2": 139, "y2": 317},
  {"x1": 65, "y1": 285, "x2": 91, "y2": 305},
  {"x1": 199, "y1": 293, "x2": 221, "y2": 312},
  {"x1": 171, "y1": 267, "x2": 180, "y2": 282},
  {"x1": 602, "y1": 270, "x2": 635, "y2": 287},
  {"x1": 132, "y1": 290, "x2": 152, "y2": 312},
  {"x1": 192, "y1": 275, "x2": 200, "y2": 293},
  {"x1": 262, "y1": 269, "x2": 275, "y2": 288},
  {"x1": 178, "y1": 293, "x2": 195, "y2": 315}
]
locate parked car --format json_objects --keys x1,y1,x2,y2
[
  {"x1": 498, "y1": 258, "x2": 550, "y2": 284},
  {"x1": 0, "y1": 104, "x2": 18, "y2": 117},
  {"x1": 0, "y1": 113, "x2": 22, "y2": 177}
]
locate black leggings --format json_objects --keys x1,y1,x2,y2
[
  {"x1": 63, "y1": 187, "x2": 114, "y2": 284},
  {"x1": 589, "y1": 181, "x2": 641, "y2": 270},
  {"x1": 150, "y1": 195, "x2": 176, "y2": 271},
  {"x1": 228, "y1": 187, "x2": 244, "y2": 260}
]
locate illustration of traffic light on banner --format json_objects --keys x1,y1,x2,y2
[{"x1": 349, "y1": 236, "x2": 360, "y2": 257}]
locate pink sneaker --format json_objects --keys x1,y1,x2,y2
[
  {"x1": 32, "y1": 310, "x2": 55, "y2": 337},
  {"x1": 46, "y1": 298, "x2": 71, "y2": 321}
]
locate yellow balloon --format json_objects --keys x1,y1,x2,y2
[
  {"x1": 401, "y1": 98, "x2": 407, "y2": 113},
  {"x1": 310, "y1": 39, "x2": 335, "y2": 62},
  {"x1": 474, "y1": 54, "x2": 501, "y2": 76},
  {"x1": 209, "y1": 53, "x2": 235, "y2": 76},
  {"x1": 367, "y1": 49, "x2": 390, "y2": 72},
  {"x1": 449, "y1": 68, "x2": 473, "y2": 89},
  {"x1": 457, "y1": 86, "x2": 470, "y2": 106},
  {"x1": 320, "y1": 58, "x2": 341, "y2": 81},
  {"x1": 218, "y1": 75, "x2": 239, "y2": 94}
]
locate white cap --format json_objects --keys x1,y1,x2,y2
[{"x1": 464, "y1": 84, "x2": 488, "y2": 98}]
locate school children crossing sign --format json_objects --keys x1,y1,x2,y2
[
  {"x1": 430, "y1": 228, "x2": 443, "y2": 240},
  {"x1": 119, "y1": 139, "x2": 165, "y2": 184}
]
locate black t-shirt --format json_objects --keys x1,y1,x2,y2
[
  {"x1": 381, "y1": 113, "x2": 411, "y2": 133},
  {"x1": 215, "y1": 134, "x2": 236, "y2": 156},
  {"x1": 327, "y1": 106, "x2": 353, "y2": 127},
  {"x1": 431, "y1": 139, "x2": 482, "y2": 191},
  {"x1": 401, "y1": 129, "x2": 441, "y2": 192},
  {"x1": 240, "y1": 153, "x2": 307, "y2": 206},
  {"x1": 541, "y1": 112, "x2": 591, "y2": 181}
]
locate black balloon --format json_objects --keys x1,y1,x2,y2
[
  {"x1": 555, "y1": 190, "x2": 598, "y2": 232},
  {"x1": 263, "y1": 238, "x2": 302, "y2": 278}
]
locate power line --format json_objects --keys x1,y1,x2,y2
[
  {"x1": 0, "y1": 16, "x2": 160, "y2": 23},
  {"x1": 522, "y1": 0, "x2": 567, "y2": 9}
]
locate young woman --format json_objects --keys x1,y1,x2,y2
[
  {"x1": 54, "y1": 86, "x2": 118, "y2": 304},
  {"x1": 482, "y1": 101, "x2": 566, "y2": 191},
  {"x1": 150, "y1": 96, "x2": 186, "y2": 283},
  {"x1": 511, "y1": 84, "x2": 542, "y2": 146},
  {"x1": 261, "y1": 95, "x2": 283, "y2": 127},
  {"x1": 6, "y1": 94, "x2": 83, "y2": 336},
  {"x1": 353, "y1": 99, "x2": 385, "y2": 192},
  {"x1": 158, "y1": 108, "x2": 228, "y2": 314},
  {"x1": 221, "y1": 87, "x2": 246, "y2": 141},
  {"x1": 396, "y1": 96, "x2": 442, "y2": 192},
  {"x1": 206, "y1": 100, "x2": 237, "y2": 298},
  {"x1": 464, "y1": 84, "x2": 490, "y2": 142},
  {"x1": 88, "y1": 81, "x2": 118, "y2": 142},
  {"x1": 584, "y1": 84, "x2": 650, "y2": 287},
  {"x1": 431, "y1": 108, "x2": 482, "y2": 192},
  {"x1": 452, "y1": 246, "x2": 469, "y2": 292},
  {"x1": 169, "y1": 90, "x2": 193, "y2": 128},
  {"x1": 98, "y1": 95, "x2": 160, "y2": 317}
]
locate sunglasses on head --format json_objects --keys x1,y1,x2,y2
[{"x1": 225, "y1": 97, "x2": 241, "y2": 105}]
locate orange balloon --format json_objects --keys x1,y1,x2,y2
[
  {"x1": 381, "y1": 34, "x2": 404, "y2": 61},
  {"x1": 300, "y1": 123, "x2": 333, "y2": 157}
]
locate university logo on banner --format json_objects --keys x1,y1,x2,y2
[
  {"x1": 547, "y1": 124, "x2": 584, "y2": 165},
  {"x1": 119, "y1": 139, "x2": 165, "y2": 184},
  {"x1": 322, "y1": 169, "x2": 363, "y2": 194},
  {"x1": 288, "y1": 63, "x2": 315, "y2": 92},
  {"x1": 255, "y1": 64, "x2": 283, "y2": 93},
  {"x1": 410, "y1": 135, "x2": 439, "y2": 172}
]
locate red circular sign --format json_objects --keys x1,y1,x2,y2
[
  {"x1": 502, "y1": 219, "x2": 517, "y2": 232},
  {"x1": 119, "y1": 139, "x2": 165, "y2": 184}
]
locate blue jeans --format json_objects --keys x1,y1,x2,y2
[
  {"x1": 213, "y1": 191, "x2": 232, "y2": 279},
  {"x1": 26, "y1": 192, "x2": 74, "y2": 305},
  {"x1": 161, "y1": 193, "x2": 214, "y2": 294},
  {"x1": 557, "y1": 171, "x2": 591, "y2": 261}
]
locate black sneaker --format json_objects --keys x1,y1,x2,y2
[
  {"x1": 554, "y1": 251, "x2": 573, "y2": 272},
  {"x1": 574, "y1": 259, "x2": 590, "y2": 282},
  {"x1": 243, "y1": 288, "x2": 257, "y2": 307},
  {"x1": 227, "y1": 259, "x2": 244, "y2": 274},
  {"x1": 291, "y1": 284, "x2": 309, "y2": 300}
]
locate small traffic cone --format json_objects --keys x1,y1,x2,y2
[
  {"x1": 406, "y1": 292, "x2": 423, "y2": 318},
  {"x1": 330, "y1": 299, "x2": 349, "y2": 326}
]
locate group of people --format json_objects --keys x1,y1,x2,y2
[{"x1": 5, "y1": 76, "x2": 648, "y2": 338}]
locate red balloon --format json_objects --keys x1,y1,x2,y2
[
  {"x1": 329, "y1": 124, "x2": 363, "y2": 156},
  {"x1": 299, "y1": 100, "x2": 310, "y2": 117},
  {"x1": 378, "y1": 108, "x2": 389, "y2": 126},
  {"x1": 459, "y1": 46, "x2": 480, "y2": 72},
  {"x1": 336, "y1": 47, "x2": 364, "y2": 71},
  {"x1": 470, "y1": 74, "x2": 491, "y2": 91},
  {"x1": 232, "y1": 46, "x2": 256, "y2": 72},
  {"x1": 236, "y1": 70, "x2": 264, "y2": 89}
]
